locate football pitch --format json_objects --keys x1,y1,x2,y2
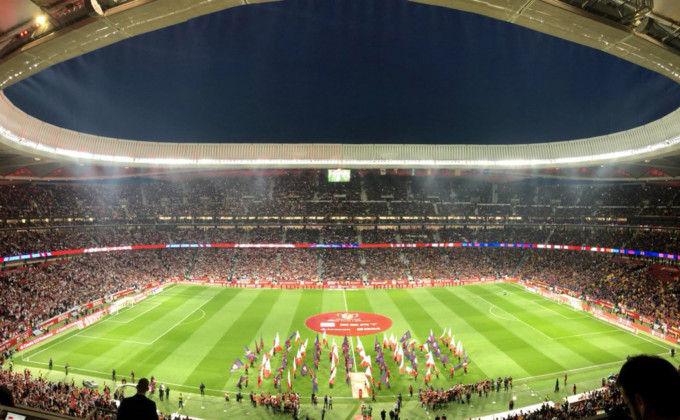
[{"x1": 16, "y1": 283, "x2": 673, "y2": 419}]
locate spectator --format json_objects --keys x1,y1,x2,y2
[{"x1": 616, "y1": 355, "x2": 680, "y2": 420}]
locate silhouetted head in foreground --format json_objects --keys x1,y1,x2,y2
[
  {"x1": 136, "y1": 378, "x2": 150, "y2": 395},
  {"x1": 616, "y1": 355, "x2": 680, "y2": 420}
]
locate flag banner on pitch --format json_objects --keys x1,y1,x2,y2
[
  {"x1": 400, "y1": 330, "x2": 411, "y2": 343},
  {"x1": 230, "y1": 358, "x2": 244, "y2": 372}
]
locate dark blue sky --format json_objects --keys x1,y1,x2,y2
[{"x1": 4, "y1": 0, "x2": 680, "y2": 144}]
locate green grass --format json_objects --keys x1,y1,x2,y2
[{"x1": 12, "y1": 283, "x2": 675, "y2": 420}]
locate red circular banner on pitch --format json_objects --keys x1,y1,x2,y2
[{"x1": 305, "y1": 312, "x2": 393, "y2": 336}]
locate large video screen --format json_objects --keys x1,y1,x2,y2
[{"x1": 328, "y1": 169, "x2": 351, "y2": 182}]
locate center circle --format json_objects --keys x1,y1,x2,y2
[{"x1": 305, "y1": 311, "x2": 393, "y2": 336}]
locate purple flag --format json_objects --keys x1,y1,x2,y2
[
  {"x1": 400, "y1": 330, "x2": 411, "y2": 342},
  {"x1": 230, "y1": 358, "x2": 244, "y2": 372}
]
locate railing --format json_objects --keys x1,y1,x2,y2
[{"x1": 0, "y1": 403, "x2": 84, "y2": 419}]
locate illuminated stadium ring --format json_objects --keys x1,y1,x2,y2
[{"x1": 2, "y1": 242, "x2": 678, "y2": 263}]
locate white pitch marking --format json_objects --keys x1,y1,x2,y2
[
  {"x1": 149, "y1": 297, "x2": 214, "y2": 344},
  {"x1": 473, "y1": 292, "x2": 555, "y2": 340},
  {"x1": 342, "y1": 289, "x2": 358, "y2": 373},
  {"x1": 513, "y1": 351, "x2": 671, "y2": 383},
  {"x1": 553, "y1": 330, "x2": 621, "y2": 340},
  {"x1": 105, "y1": 303, "x2": 161, "y2": 324},
  {"x1": 72, "y1": 335, "x2": 152, "y2": 345}
]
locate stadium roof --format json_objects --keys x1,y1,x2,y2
[{"x1": 1, "y1": 0, "x2": 680, "y2": 180}]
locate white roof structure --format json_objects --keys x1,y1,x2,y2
[{"x1": 1, "y1": 0, "x2": 680, "y2": 179}]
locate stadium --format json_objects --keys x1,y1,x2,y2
[{"x1": 1, "y1": 0, "x2": 680, "y2": 419}]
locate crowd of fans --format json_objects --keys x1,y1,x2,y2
[
  {"x1": 0, "y1": 369, "x2": 117, "y2": 418},
  {"x1": 496, "y1": 387, "x2": 625, "y2": 420},
  {"x1": 419, "y1": 376, "x2": 626, "y2": 419},
  {"x1": 0, "y1": 250, "x2": 191, "y2": 342},
  {"x1": 2, "y1": 174, "x2": 680, "y2": 225}
]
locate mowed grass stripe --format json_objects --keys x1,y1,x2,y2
[
  {"x1": 322, "y1": 289, "x2": 346, "y2": 315},
  {"x1": 183, "y1": 288, "x2": 289, "y2": 393},
  {"x1": 474, "y1": 285, "x2": 622, "y2": 367},
  {"x1": 90, "y1": 288, "x2": 228, "y2": 383},
  {"x1": 501, "y1": 283, "x2": 671, "y2": 355},
  {"x1": 290, "y1": 290, "x2": 325, "y2": 338},
  {"x1": 57, "y1": 287, "x2": 236, "y2": 385},
  {"x1": 584, "y1": 316, "x2": 671, "y2": 355},
  {"x1": 483, "y1": 285, "x2": 595, "y2": 336},
  {"x1": 90, "y1": 285, "x2": 209, "y2": 342},
  {"x1": 364, "y1": 289, "x2": 418, "y2": 342},
  {"x1": 344, "y1": 289, "x2": 372, "y2": 312},
  {"x1": 440, "y1": 286, "x2": 567, "y2": 375},
  {"x1": 133, "y1": 287, "x2": 247, "y2": 388},
  {"x1": 382, "y1": 289, "x2": 434, "y2": 344},
  {"x1": 37, "y1": 286, "x2": 212, "y2": 378},
  {"x1": 419, "y1": 287, "x2": 525, "y2": 379}
]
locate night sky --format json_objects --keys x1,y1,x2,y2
[{"x1": 4, "y1": 0, "x2": 680, "y2": 144}]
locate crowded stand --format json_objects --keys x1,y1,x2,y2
[
  {"x1": 319, "y1": 249, "x2": 363, "y2": 281},
  {"x1": 230, "y1": 249, "x2": 279, "y2": 282},
  {"x1": 406, "y1": 249, "x2": 456, "y2": 280},
  {"x1": 187, "y1": 249, "x2": 237, "y2": 281},
  {"x1": 493, "y1": 387, "x2": 626, "y2": 420},
  {"x1": 321, "y1": 226, "x2": 358, "y2": 244},
  {"x1": 1, "y1": 173, "x2": 680, "y2": 420},
  {"x1": 2, "y1": 175, "x2": 680, "y2": 226},
  {"x1": 283, "y1": 227, "x2": 320, "y2": 243},
  {"x1": 277, "y1": 249, "x2": 320, "y2": 282},
  {"x1": 361, "y1": 228, "x2": 401, "y2": 244},
  {"x1": 0, "y1": 369, "x2": 117, "y2": 418},
  {"x1": 363, "y1": 249, "x2": 410, "y2": 281},
  {"x1": 0, "y1": 250, "x2": 198, "y2": 342}
]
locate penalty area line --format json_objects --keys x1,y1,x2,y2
[{"x1": 105, "y1": 303, "x2": 161, "y2": 324}]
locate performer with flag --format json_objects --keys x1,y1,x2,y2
[
  {"x1": 263, "y1": 359, "x2": 272, "y2": 379},
  {"x1": 329, "y1": 368, "x2": 336, "y2": 386},
  {"x1": 425, "y1": 352, "x2": 436, "y2": 368},
  {"x1": 312, "y1": 374, "x2": 318, "y2": 393},
  {"x1": 300, "y1": 363, "x2": 309, "y2": 377},
  {"x1": 273, "y1": 333, "x2": 282, "y2": 352}
]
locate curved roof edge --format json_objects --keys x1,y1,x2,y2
[{"x1": 2, "y1": 92, "x2": 680, "y2": 170}]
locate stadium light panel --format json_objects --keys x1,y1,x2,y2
[{"x1": 1, "y1": 125, "x2": 680, "y2": 169}]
